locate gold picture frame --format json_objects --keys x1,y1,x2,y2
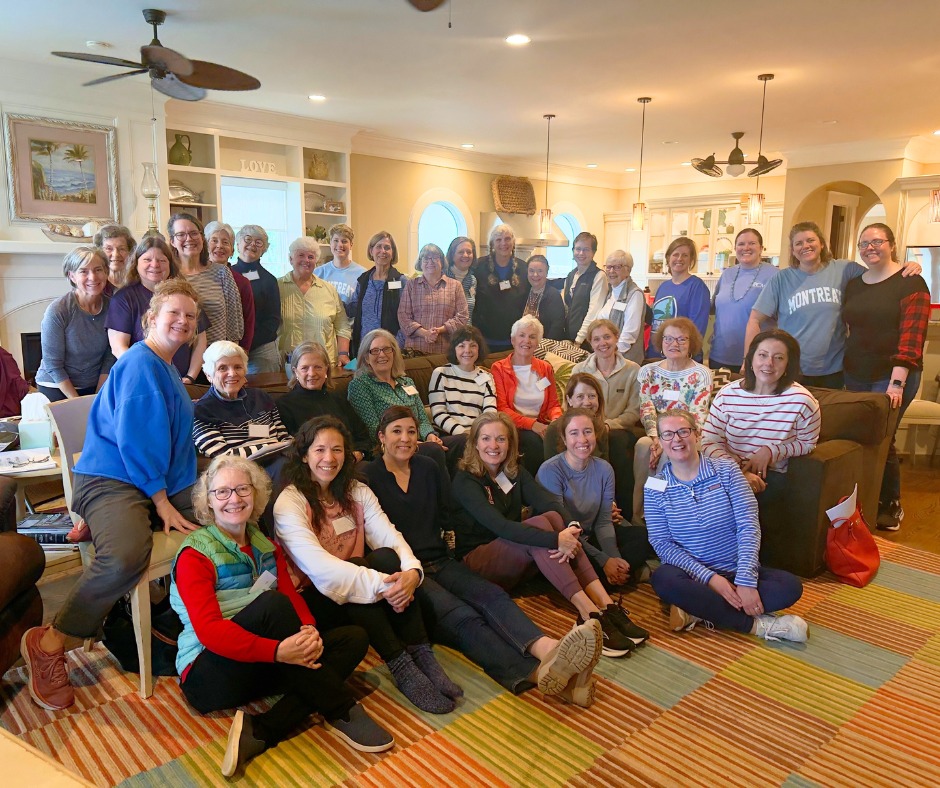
[{"x1": 3, "y1": 113, "x2": 120, "y2": 224}]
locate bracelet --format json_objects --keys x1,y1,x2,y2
[
  {"x1": 338, "y1": 350, "x2": 350, "y2": 357},
  {"x1": 181, "y1": 375, "x2": 194, "y2": 383},
  {"x1": 890, "y1": 379, "x2": 905, "y2": 389}
]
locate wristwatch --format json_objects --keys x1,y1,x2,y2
[{"x1": 890, "y1": 379, "x2": 905, "y2": 389}]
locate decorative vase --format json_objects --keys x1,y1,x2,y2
[
  {"x1": 307, "y1": 152, "x2": 329, "y2": 181},
  {"x1": 168, "y1": 134, "x2": 192, "y2": 166}
]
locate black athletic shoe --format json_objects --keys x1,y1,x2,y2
[
  {"x1": 876, "y1": 500, "x2": 904, "y2": 532},
  {"x1": 604, "y1": 603, "x2": 650, "y2": 645}
]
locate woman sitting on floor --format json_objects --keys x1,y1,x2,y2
[
  {"x1": 193, "y1": 340, "x2": 290, "y2": 459},
  {"x1": 702, "y1": 329, "x2": 820, "y2": 509},
  {"x1": 274, "y1": 416, "x2": 461, "y2": 714},
  {"x1": 451, "y1": 412, "x2": 643, "y2": 658},
  {"x1": 645, "y1": 410, "x2": 808, "y2": 641},
  {"x1": 365, "y1": 406, "x2": 603, "y2": 706},
  {"x1": 538, "y1": 408, "x2": 653, "y2": 594},
  {"x1": 171, "y1": 456, "x2": 393, "y2": 777}
]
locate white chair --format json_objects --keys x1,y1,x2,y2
[
  {"x1": 899, "y1": 372, "x2": 940, "y2": 467},
  {"x1": 45, "y1": 396, "x2": 185, "y2": 699}
]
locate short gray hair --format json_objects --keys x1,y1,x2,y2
[
  {"x1": 356, "y1": 329, "x2": 404, "y2": 379},
  {"x1": 93, "y1": 224, "x2": 135, "y2": 249},
  {"x1": 202, "y1": 340, "x2": 248, "y2": 380},
  {"x1": 236, "y1": 225, "x2": 270, "y2": 254},
  {"x1": 606, "y1": 249, "x2": 634, "y2": 274},
  {"x1": 191, "y1": 455, "x2": 272, "y2": 526},
  {"x1": 62, "y1": 245, "x2": 107, "y2": 284},
  {"x1": 204, "y1": 221, "x2": 234, "y2": 241},
  {"x1": 289, "y1": 236, "x2": 320, "y2": 257},
  {"x1": 510, "y1": 314, "x2": 544, "y2": 343}
]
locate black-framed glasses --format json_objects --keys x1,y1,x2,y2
[
  {"x1": 659, "y1": 428, "x2": 693, "y2": 441},
  {"x1": 662, "y1": 336, "x2": 690, "y2": 346},
  {"x1": 604, "y1": 264, "x2": 625, "y2": 272},
  {"x1": 857, "y1": 239, "x2": 889, "y2": 250},
  {"x1": 369, "y1": 347, "x2": 395, "y2": 357},
  {"x1": 209, "y1": 484, "x2": 253, "y2": 501},
  {"x1": 242, "y1": 236, "x2": 265, "y2": 247},
  {"x1": 172, "y1": 230, "x2": 202, "y2": 241}
]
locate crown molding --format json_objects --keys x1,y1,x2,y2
[
  {"x1": 351, "y1": 132, "x2": 624, "y2": 190},
  {"x1": 782, "y1": 137, "x2": 911, "y2": 169},
  {"x1": 896, "y1": 174, "x2": 940, "y2": 192}
]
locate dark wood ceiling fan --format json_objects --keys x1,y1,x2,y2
[
  {"x1": 407, "y1": 0, "x2": 447, "y2": 10},
  {"x1": 51, "y1": 8, "x2": 261, "y2": 102}
]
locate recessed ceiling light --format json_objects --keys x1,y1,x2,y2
[
  {"x1": 680, "y1": 162, "x2": 691, "y2": 166},
  {"x1": 86, "y1": 40, "x2": 112, "y2": 48},
  {"x1": 662, "y1": 140, "x2": 678, "y2": 145},
  {"x1": 461, "y1": 143, "x2": 475, "y2": 149},
  {"x1": 586, "y1": 163, "x2": 598, "y2": 169},
  {"x1": 308, "y1": 94, "x2": 326, "y2": 102},
  {"x1": 624, "y1": 167, "x2": 637, "y2": 172},
  {"x1": 505, "y1": 34, "x2": 531, "y2": 46},
  {"x1": 933, "y1": 130, "x2": 940, "y2": 136}
]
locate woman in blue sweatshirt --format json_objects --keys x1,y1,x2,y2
[
  {"x1": 644, "y1": 410, "x2": 808, "y2": 642},
  {"x1": 21, "y1": 279, "x2": 204, "y2": 711}
]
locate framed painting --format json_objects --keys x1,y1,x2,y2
[{"x1": 3, "y1": 113, "x2": 120, "y2": 224}]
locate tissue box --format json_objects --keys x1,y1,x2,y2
[{"x1": 18, "y1": 419, "x2": 54, "y2": 451}]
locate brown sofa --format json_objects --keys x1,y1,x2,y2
[
  {"x1": 759, "y1": 387, "x2": 898, "y2": 578},
  {"x1": 0, "y1": 476, "x2": 46, "y2": 676}
]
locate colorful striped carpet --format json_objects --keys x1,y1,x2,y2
[{"x1": 3, "y1": 536, "x2": 940, "y2": 787}]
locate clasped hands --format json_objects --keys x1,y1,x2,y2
[
  {"x1": 276, "y1": 624, "x2": 324, "y2": 669},
  {"x1": 382, "y1": 568, "x2": 421, "y2": 613},
  {"x1": 549, "y1": 524, "x2": 582, "y2": 564},
  {"x1": 708, "y1": 575, "x2": 764, "y2": 617},
  {"x1": 740, "y1": 446, "x2": 772, "y2": 493}
]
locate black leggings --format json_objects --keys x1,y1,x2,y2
[
  {"x1": 181, "y1": 591, "x2": 367, "y2": 746},
  {"x1": 301, "y1": 547, "x2": 429, "y2": 662}
]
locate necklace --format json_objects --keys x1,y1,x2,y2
[{"x1": 729, "y1": 263, "x2": 764, "y2": 303}]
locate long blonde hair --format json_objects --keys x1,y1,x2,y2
[{"x1": 458, "y1": 412, "x2": 520, "y2": 478}]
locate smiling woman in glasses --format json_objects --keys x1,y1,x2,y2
[
  {"x1": 644, "y1": 410, "x2": 808, "y2": 644},
  {"x1": 632, "y1": 317, "x2": 711, "y2": 525}
]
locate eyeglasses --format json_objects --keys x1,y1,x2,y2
[
  {"x1": 369, "y1": 347, "x2": 395, "y2": 357},
  {"x1": 662, "y1": 336, "x2": 690, "y2": 346},
  {"x1": 659, "y1": 428, "x2": 693, "y2": 440},
  {"x1": 242, "y1": 236, "x2": 265, "y2": 247},
  {"x1": 604, "y1": 264, "x2": 624, "y2": 272},
  {"x1": 0, "y1": 453, "x2": 51, "y2": 469},
  {"x1": 857, "y1": 238, "x2": 889, "y2": 250},
  {"x1": 172, "y1": 231, "x2": 202, "y2": 242},
  {"x1": 209, "y1": 484, "x2": 254, "y2": 501}
]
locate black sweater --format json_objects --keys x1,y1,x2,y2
[
  {"x1": 276, "y1": 386, "x2": 373, "y2": 457},
  {"x1": 231, "y1": 258, "x2": 281, "y2": 349},
  {"x1": 451, "y1": 466, "x2": 571, "y2": 558},
  {"x1": 471, "y1": 255, "x2": 530, "y2": 349}
]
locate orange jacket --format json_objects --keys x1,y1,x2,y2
[{"x1": 490, "y1": 355, "x2": 562, "y2": 430}]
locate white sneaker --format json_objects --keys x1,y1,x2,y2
[{"x1": 754, "y1": 614, "x2": 808, "y2": 643}]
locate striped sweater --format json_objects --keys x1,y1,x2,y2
[
  {"x1": 644, "y1": 454, "x2": 760, "y2": 588},
  {"x1": 701, "y1": 381, "x2": 820, "y2": 473},
  {"x1": 193, "y1": 386, "x2": 289, "y2": 458},
  {"x1": 428, "y1": 364, "x2": 497, "y2": 435}
]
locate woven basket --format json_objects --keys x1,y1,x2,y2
[{"x1": 492, "y1": 176, "x2": 536, "y2": 215}]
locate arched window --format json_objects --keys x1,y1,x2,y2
[
  {"x1": 417, "y1": 201, "x2": 467, "y2": 256},
  {"x1": 545, "y1": 212, "x2": 581, "y2": 278}
]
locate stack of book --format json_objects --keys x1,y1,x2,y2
[{"x1": 18, "y1": 512, "x2": 77, "y2": 554}]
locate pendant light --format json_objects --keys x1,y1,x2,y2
[
  {"x1": 539, "y1": 113, "x2": 556, "y2": 239},
  {"x1": 930, "y1": 189, "x2": 940, "y2": 223},
  {"x1": 632, "y1": 97, "x2": 651, "y2": 232}
]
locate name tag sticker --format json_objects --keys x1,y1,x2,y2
[
  {"x1": 661, "y1": 389, "x2": 681, "y2": 401},
  {"x1": 387, "y1": 280, "x2": 402, "y2": 290},
  {"x1": 250, "y1": 570, "x2": 277, "y2": 593},
  {"x1": 248, "y1": 424, "x2": 270, "y2": 438},
  {"x1": 243, "y1": 270, "x2": 260, "y2": 281},
  {"x1": 644, "y1": 477, "x2": 667, "y2": 492},
  {"x1": 494, "y1": 472, "x2": 514, "y2": 494},
  {"x1": 331, "y1": 514, "x2": 356, "y2": 536},
  {"x1": 403, "y1": 384, "x2": 419, "y2": 396},
  {"x1": 612, "y1": 301, "x2": 627, "y2": 312},
  {"x1": 536, "y1": 377, "x2": 551, "y2": 391},
  {"x1": 499, "y1": 280, "x2": 511, "y2": 291}
]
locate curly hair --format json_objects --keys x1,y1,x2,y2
[
  {"x1": 282, "y1": 416, "x2": 357, "y2": 537},
  {"x1": 651, "y1": 317, "x2": 703, "y2": 358},
  {"x1": 191, "y1": 456, "x2": 272, "y2": 526},
  {"x1": 458, "y1": 411, "x2": 519, "y2": 478}
]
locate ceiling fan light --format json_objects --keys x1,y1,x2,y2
[{"x1": 726, "y1": 163, "x2": 746, "y2": 177}]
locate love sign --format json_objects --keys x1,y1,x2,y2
[{"x1": 239, "y1": 159, "x2": 277, "y2": 174}]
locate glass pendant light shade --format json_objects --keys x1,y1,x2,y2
[
  {"x1": 140, "y1": 162, "x2": 160, "y2": 199},
  {"x1": 632, "y1": 202, "x2": 646, "y2": 231},
  {"x1": 539, "y1": 208, "x2": 553, "y2": 237},
  {"x1": 748, "y1": 193, "x2": 764, "y2": 225},
  {"x1": 930, "y1": 189, "x2": 940, "y2": 223}
]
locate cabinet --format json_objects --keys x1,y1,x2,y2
[{"x1": 163, "y1": 127, "x2": 350, "y2": 252}]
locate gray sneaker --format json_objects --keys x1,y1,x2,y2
[
  {"x1": 754, "y1": 614, "x2": 809, "y2": 643},
  {"x1": 327, "y1": 703, "x2": 394, "y2": 753},
  {"x1": 221, "y1": 710, "x2": 267, "y2": 778}
]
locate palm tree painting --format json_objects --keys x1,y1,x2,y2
[
  {"x1": 63, "y1": 144, "x2": 93, "y2": 203},
  {"x1": 28, "y1": 137, "x2": 96, "y2": 203}
]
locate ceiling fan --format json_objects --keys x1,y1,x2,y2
[
  {"x1": 408, "y1": 0, "x2": 447, "y2": 9},
  {"x1": 51, "y1": 8, "x2": 261, "y2": 102}
]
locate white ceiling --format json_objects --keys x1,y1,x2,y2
[{"x1": 5, "y1": 0, "x2": 940, "y2": 182}]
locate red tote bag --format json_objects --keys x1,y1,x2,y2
[{"x1": 825, "y1": 497, "x2": 880, "y2": 588}]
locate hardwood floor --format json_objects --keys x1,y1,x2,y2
[{"x1": 879, "y1": 461, "x2": 940, "y2": 554}]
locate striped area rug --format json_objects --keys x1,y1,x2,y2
[{"x1": 3, "y1": 536, "x2": 940, "y2": 787}]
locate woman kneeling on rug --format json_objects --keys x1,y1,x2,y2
[
  {"x1": 172, "y1": 456, "x2": 393, "y2": 777},
  {"x1": 274, "y1": 416, "x2": 461, "y2": 714},
  {"x1": 644, "y1": 410, "x2": 808, "y2": 641},
  {"x1": 452, "y1": 412, "x2": 643, "y2": 658},
  {"x1": 366, "y1": 406, "x2": 603, "y2": 706}
]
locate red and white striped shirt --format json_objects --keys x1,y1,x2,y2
[{"x1": 702, "y1": 380, "x2": 821, "y2": 472}]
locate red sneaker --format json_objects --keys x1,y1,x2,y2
[{"x1": 20, "y1": 626, "x2": 74, "y2": 710}]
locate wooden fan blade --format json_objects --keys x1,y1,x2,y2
[
  {"x1": 179, "y1": 61, "x2": 260, "y2": 91},
  {"x1": 140, "y1": 45, "x2": 194, "y2": 76},
  {"x1": 408, "y1": 0, "x2": 447, "y2": 9},
  {"x1": 52, "y1": 51, "x2": 144, "y2": 69},
  {"x1": 84, "y1": 69, "x2": 148, "y2": 87},
  {"x1": 152, "y1": 73, "x2": 207, "y2": 102}
]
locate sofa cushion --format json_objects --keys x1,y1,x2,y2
[{"x1": 809, "y1": 388, "x2": 890, "y2": 445}]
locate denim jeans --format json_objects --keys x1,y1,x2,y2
[
  {"x1": 417, "y1": 557, "x2": 541, "y2": 693},
  {"x1": 844, "y1": 370, "x2": 921, "y2": 503}
]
